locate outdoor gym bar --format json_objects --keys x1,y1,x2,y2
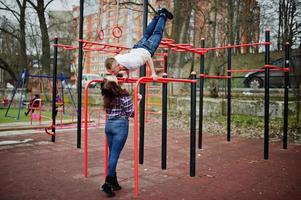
[{"x1": 83, "y1": 76, "x2": 197, "y2": 198}]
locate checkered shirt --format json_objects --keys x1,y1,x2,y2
[{"x1": 106, "y1": 95, "x2": 134, "y2": 119}]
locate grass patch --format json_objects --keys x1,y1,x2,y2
[
  {"x1": 0, "y1": 107, "x2": 73, "y2": 124},
  {"x1": 211, "y1": 114, "x2": 299, "y2": 129}
]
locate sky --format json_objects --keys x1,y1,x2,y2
[{"x1": 48, "y1": 0, "x2": 79, "y2": 11}]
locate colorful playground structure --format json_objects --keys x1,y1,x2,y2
[
  {"x1": 73, "y1": 33, "x2": 291, "y2": 197},
  {"x1": 4, "y1": 1, "x2": 291, "y2": 198}
]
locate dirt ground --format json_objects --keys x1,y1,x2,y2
[{"x1": 0, "y1": 122, "x2": 300, "y2": 200}]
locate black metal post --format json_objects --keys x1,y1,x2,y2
[
  {"x1": 52, "y1": 38, "x2": 58, "y2": 142},
  {"x1": 264, "y1": 30, "x2": 270, "y2": 159},
  {"x1": 77, "y1": 0, "x2": 84, "y2": 148},
  {"x1": 227, "y1": 46, "x2": 232, "y2": 142},
  {"x1": 283, "y1": 42, "x2": 290, "y2": 149},
  {"x1": 139, "y1": 0, "x2": 148, "y2": 164},
  {"x1": 190, "y1": 72, "x2": 197, "y2": 177},
  {"x1": 161, "y1": 72, "x2": 168, "y2": 170},
  {"x1": 198, "y1": 39, "x2": 205, "y2": 149}
]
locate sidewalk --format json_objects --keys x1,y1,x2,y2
[{"x1": 0, "y1": 123, "x2": 300, "y2": 200}]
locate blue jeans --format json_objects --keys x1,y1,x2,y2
[
  {"x1": 105, "y1": 119, "x2": 129, "y2": 177},
  {"x1": 133, "y1": 15, "x2": 167, "y2": 56}
]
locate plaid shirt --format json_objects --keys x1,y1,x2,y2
[{"x1": 106, "y1": 95, "x2": 134, "y2": 120}]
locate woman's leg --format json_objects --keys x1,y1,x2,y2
[{"x1": 107, "y1": 119, "x2": 129, "y2": 177}]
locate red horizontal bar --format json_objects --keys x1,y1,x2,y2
[
  {"x1": 53, "y1": 44, "x2": 78, "y2": 50},
  {"x1": 78, "y1": 39, "x2": 130, "y2": 50},
  {"x1": 147, "y1": 94, "x2": 162, "y2": 97},
  {"x1": 263, "y1": 64, "x2": 281, "y2": 69},
  {"x1": 148, "y1": 102, "x2": 161, "y2": 106},
  {"x1": 139, "y1": 77, "x2": 197, "y2": 84},
  {"x1": 145, "y1": 111, "x2": 161, "y2": 114},
  {"x1": 228, "y1": 67, "x2": 290, "y2": 73},
  {"x1": 154, "y1": 52, "x2": 168, "y2": 56},
  {"x1": 148, "y1": 85, "x2": 161, "y2": 88},
  {"x1": 206, "y1": 42, "x2": 271, "y2": 51},
  {"x1": 227, "y1": 69, "x2": 265, "y2": 73},
  {"x1": 200, "y1": 74, "x2": 231, "y2": 79},
  {"x1": 171, "y1": 48, "x2": 187, "y2": 52},
  {"x1": 161, "y1": 38, "x2": 176, "y2": 44}
]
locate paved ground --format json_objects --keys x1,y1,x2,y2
[{"x1": 0, "y1": 122, "x2": 300, "y2": 200}]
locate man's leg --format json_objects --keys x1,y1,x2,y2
[
  {"x1": 145, "y1": 15, "x2": 167, "y2": 56},
  {"x1": 133, "y1": 15, "x2": 160, "y2": 48}
]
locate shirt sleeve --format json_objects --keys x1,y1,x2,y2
[{"x1": 121, "y1": 96, "x2": 134, "y2": 118}]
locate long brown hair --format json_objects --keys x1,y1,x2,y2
[{"x1": 101, "y1": 79, "x2": 130, "y2": 109}]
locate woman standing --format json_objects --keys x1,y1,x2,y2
[{"x1": 100, "y1": 76, "x2": 135, "y2": 197}]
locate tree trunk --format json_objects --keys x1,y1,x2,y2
[
  {"x1": 0, "y1": 58, "x2": 17, "y2": 81},
  {"x1": 169, "y1": 0, "x2": 194, "y2": 94},
  {"x1": 19, "y1": 0, "x2": 28, "y2": 72},
  {"x1": 27, "y1": 0, "x2": 52, "y2": 75},
  {"x1": 36, "y1": 0, "x2": 51, "y2": 75}
]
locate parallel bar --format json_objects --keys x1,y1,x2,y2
[
  {"x1": 51, "y1": 38, "x2": 58, "y2": 142},
  {"x1": 161, "y1": 73, "x2": 168, "y2": 170},
  {"x1": 227, "y1": 46, "x2": 232, "y2": 142},
  {"x1": 198, "y1": 39, "x2": 205, "y2": 149},
  {"x1": 283, "y1": 43, "x2": 290, "y2": 149},
  {"x1": 190, "y1": 72, "x2": 197, "y2": 177},
  {"x1": 199, "y1": 74, "x2": 231, "y2": 79},
  {"x1": 206, "y1": 42, "x2": 272, "y2": 51},
  {"x1": 139, "y1": 0, "x2": 148, "y2": 165},
  {"x1": 264, "y1": 30, "x2": 270, "y2": 160},
  {"x1": 77, "y1": 0, "x2": 84, "y2": 149}
]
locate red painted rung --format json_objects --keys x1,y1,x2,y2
[
  {"x1": 263, "y1": 64, "x2": 281, "y2": 69},
  {"x1": 148, "y1": 85, "x2": 161, "y2": 88},
  {"x1": 154, "y1": 52, "x2": 168, "y2": 56},
  {"x1": 227, "y1": 69, "x2": 265, "y2": 73},
  {"x1": 171, "y1": 48, "x2": 187, "y2": 52},
  {"x1": 145, "y1": 111, "x2": 161, "y2": 114},
  {"x1": 161, "y1": 38, "x2": 176, "y2": 44},
  {"x1": 206, "y1": 42, "x2": 272, "y2": 51},
  {"x1": 78, "y1": 39, "x2": 130, "y2": 50},
  {"x1": 148, "y1": 102, "x2": 161, "y2": 106},
  {"x1": 138, "y1": 77, "x2": 197, "y2": 84},
  {"x1": 54, "y1": 44, "x2": 78, "y2": 50},
  {"x1": 199, "y1": 74, "x2": 231, "y2": 79}
]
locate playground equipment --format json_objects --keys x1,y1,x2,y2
[
  {"x1": 28, "y1": 98, "x2": 42, "y2": 125},
  {"x1": 53, "y1": 28, "x2": 291, "y2": 199},
  {"x1": 83, "y1": 75, "x2": 197, "y2": 197},
  {"x1": 145, "y1": 52, "x2": 167, "y2": 123},
  {"x1": 4, "y1": 69, "x2": 76, "y2": 122},
  {"x1": 53, "y1": 1, "x2": 293, "y2": 197},
  {"x1": 112, "y1": 0, "x2": 122, "y2": 38}
]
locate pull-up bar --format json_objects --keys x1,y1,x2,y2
[
  {"x1": 199, "y1": 74, "x2": 231, "y2": 79},
  {"x1": 83, "y1": 75, "x2": 197, "y2": 198},
  {"x1": 205, "y1": 42, "x2": 272, "y2": 51}
]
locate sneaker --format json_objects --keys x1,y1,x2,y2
[{"x1": 158, "y1": 8, "x2": 173, "y2": 20}]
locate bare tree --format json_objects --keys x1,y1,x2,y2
[
  {"x1": 26, "y1": 0, "x2": 54, "y2": 75},
  {"x1": 0, "y1": 0, "x2": 28, "y2": 81},
  {"x1": 277, "y1": 0, "x2": 301, "y2": 49}
]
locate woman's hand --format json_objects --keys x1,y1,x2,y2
[{"x1": 138, "y1": 93, "x2": 142, "y2": 101}]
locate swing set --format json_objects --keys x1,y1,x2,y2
[{"x1": 4, "y1": 69, "x2": 77, "y2": 122}]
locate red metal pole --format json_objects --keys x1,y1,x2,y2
[
  {"x1": 132, "y1": 76, "x2": 197, "y2": 197},
  {"x1": 84, "y1": 82, "x2": 90, "y2": 177},
  {"x1": 104, "y1": 114, "x2": 108, "y2": 176},
  {"x1": 133, "y1": 82, "x2": 140, "y2": 197}
]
